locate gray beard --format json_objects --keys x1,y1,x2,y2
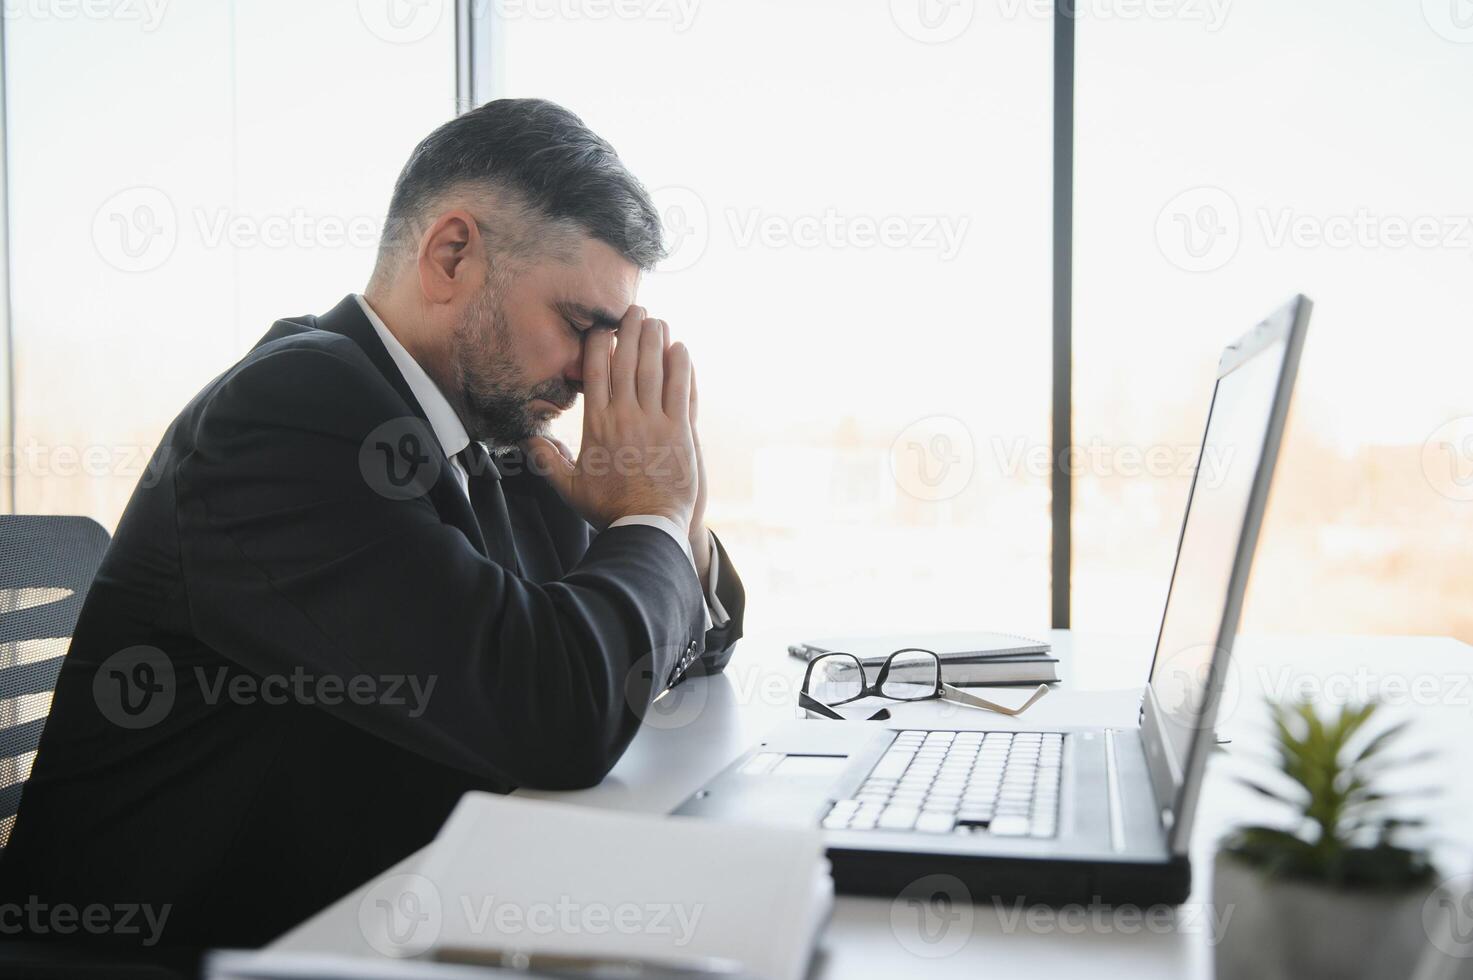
[{"x1": 451, "y1": 289, "x2": 575, "y2": 447}]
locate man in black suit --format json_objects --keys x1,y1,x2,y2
[{"x1": 0, "y1": 98, "x2": 744, "y2": 953}]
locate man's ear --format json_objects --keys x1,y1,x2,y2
[{"x1": 417, "y1": 209, "x2": 484, "y2": 304}]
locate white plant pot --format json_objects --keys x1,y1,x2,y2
[{"x1": 1212, "y1": 851, "x2": 1430, "y2": 980}]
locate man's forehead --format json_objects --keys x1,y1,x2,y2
[{"x1": 551, "y1": 237, "x2": 640, "y2": 324}]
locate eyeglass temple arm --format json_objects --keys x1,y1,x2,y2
[
  {"x1": 798, "y1": 690, "x2": 848, "y2": 720},
  {"x1": 939, "y1": 682, "x2": 1050, "y2": 717},
  {"x1": 799, "y1": 690, "x2": 892, "y2": 722}
]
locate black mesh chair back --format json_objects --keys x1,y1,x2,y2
[{"x1": 0, "y1": 514, "x2": 110, "y2": 848}]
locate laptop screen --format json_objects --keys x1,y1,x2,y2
[{"x1": 1146, "y1": 330, "x2": 1291, "y2": 777}]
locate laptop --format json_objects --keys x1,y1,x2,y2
[{"x1": 674, "y1": 295, "x2": 1313, "y2": 906}]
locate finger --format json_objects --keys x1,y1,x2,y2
[
  {"x1": 581, "y1": 327, "x2": 612, "y2": 412},
  {"x1": 522, "y1": 436, "x2": 575, "y2": 498},
  {"x1": 663, "y1": 342, "x2": 691, "y2": 421},
  {"x1": 688, "y1": 360, "x2": 699, "y2": 426},
  {"x1": 549, "y1": 436, "x2": 574, "y2": 464},
  {"x1": 691, "y1": 421, "x2": 707, "y2": 501},
  {"x1": 690, "y1": 411, "x2": 705, "y2": 473},
  {"x1": 636, "y1": 317, "x2": 665, "y2": 411},
  {"x1": 610, "y1": 306, "x2": 645, "y2": 405}
]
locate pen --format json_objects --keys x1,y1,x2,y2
[
  {"x1": 209, "y1": 948, "x2": 752, "y2": 979},
  {"x1": 433, "y1": 945, "x2": 751, "y2": 979}
]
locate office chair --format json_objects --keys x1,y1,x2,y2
[
  {"x1": 0, "y1": 514, "x2": 111, "y2": 849},
  {"x1": 0, "y1": 515, "x2": 190, "y2": 977}
]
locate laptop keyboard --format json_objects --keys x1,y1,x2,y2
[{"x1": 821, "y1": 729, "x2": 1064, "y2": 838}]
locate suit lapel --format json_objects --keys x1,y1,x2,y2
[
  {"x1": 311, "y1": 295, "x2": 489, "y2": 559},
  {"x1": 497, "y1": 448, "x2": 591, "y2": 581},
  {"x1": 501, "y1": 486, "x2": 559, "y2": 582}
]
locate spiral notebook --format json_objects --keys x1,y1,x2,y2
[{"x1": 788, "y1": 630, "x2": 1056, "y2": 686}]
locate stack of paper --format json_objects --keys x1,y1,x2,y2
[{"x1": 386, "y1": 793, "x2": 832, "y2": 980}]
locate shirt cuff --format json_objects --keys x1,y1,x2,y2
[
  {"x1": 703, "y1": 529, "x2": 731, "y2": 627},
  {"x1": 608, "y1": 515, "x2": 722, "y2": 633}
]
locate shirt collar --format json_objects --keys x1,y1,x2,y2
[{"x1": 354, "y1": 293, "x2": 471, "y2": 462}]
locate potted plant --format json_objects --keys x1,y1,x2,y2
[{"x1": 1213, "y1": 699, "x2": 1438, "y2": 980}]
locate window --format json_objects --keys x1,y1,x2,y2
[
  {"x1": 493, "y1": 0, "x2": 1056, "y2": 635},
  {"x1": 13, "y1": 1, "x2": 1458, "y2": 644},
  {"x1": 1074, "y1": 0, "x2": 1473, "y2": 641},
  {"x1": 4, "y1": 0, "x2": 454, "y2": 526}
]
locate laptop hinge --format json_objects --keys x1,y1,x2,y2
[{"x1": 1104, "y1": 729, "x2": 1126, "y2": 853}]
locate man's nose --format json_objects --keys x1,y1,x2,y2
[{"x1": 565, "y1": 338, "x2": 586, "y2": 386}]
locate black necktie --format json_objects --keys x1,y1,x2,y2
[{"x1": 457, "y1": 442, "x2": 522, "y2": 576}]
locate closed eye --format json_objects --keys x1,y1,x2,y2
[{"x1": 556, "y1": 300, "x2": 622, "y2": 335}]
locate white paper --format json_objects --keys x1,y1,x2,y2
[{"x1": 386, "y1": 793, "x2": 831, "y2": 980}]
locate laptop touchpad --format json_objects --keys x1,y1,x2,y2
[
  {"x1": 772, "y1": 754, "x2": 848, "y2": 777},
  {"x1": 740, "y1": 752, "x2": 850, "y2": 777}
]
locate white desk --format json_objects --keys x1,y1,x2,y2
[{"x1": 270, "y1": 631, "x2": 1473, "y2": 979}]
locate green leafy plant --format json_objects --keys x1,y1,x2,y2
[{"x1": 1222, "y1": 699, "x2": 1436, "y2": 889}]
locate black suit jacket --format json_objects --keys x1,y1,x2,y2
[{"x1": 0, "y1": 295, "x2": 744, "y2": 950}]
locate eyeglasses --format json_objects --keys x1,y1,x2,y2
[{"x1": 799, "y1": 648, "x2": 1049, "y2": 720}]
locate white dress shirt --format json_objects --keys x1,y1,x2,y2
[{"x1": 354, "y1": 295, "x2": 728, "y2": 629}]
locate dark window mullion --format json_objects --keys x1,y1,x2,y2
[{"x1": 1051, "y1": 0, "x2": 1076, "y2": 628}]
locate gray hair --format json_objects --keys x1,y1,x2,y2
[{"x1": 371, "y1": 98, "x2": 666, "y2": 284}]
